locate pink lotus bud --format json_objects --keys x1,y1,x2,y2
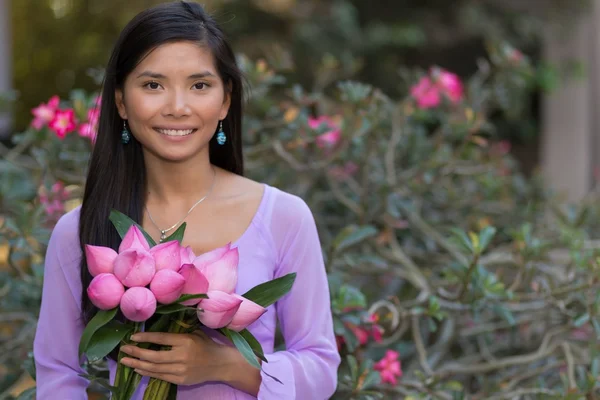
[
  {"x1": 194, "y1": 247, "x2": 238, "y2": 294},
  {"x1": 178, "y1": 264, "x2": 209, "y2": 306},
  {"x1": 150, "y1": 269, "x2": 185, "y2": 304},
  {"x1": 113, "y1": 249, "x2": 156, "y2": 287},
  {"x1": 180, "y1": 246, "x2": 196, "y2": 265},
  {"x1": 226, "y1": 294, "x2": 267, "y2": 332},
  {"x1": 197, "y1": 290, "x2": 243, "y2": 329},
  {"x1": 149, "y1": 241, "x2": 181, "y2": 272},
  {"x1": 120, "y1": 287, "x2": 157, "y2": 322},
  {"x1": 192, "y1": 242, "x2": 231, "y2": 266},
  {"x1": 87, "y1": 273, "x2": 125, "y2": 310},
  {"x1": 85, "y1": 245, "x2": 118, "y2": 277},
  {"x1": 119, "y1": 225, "x2": 150, "y2": 253}
]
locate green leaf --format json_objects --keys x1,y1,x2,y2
[
  {"x1": 155, "y1": 303, "x2": 199, "y2": 315},
  {"x1": 333, "y1": 225, "x2": 378, "y2": 251},
  {"x1": 494, "y1": 305, "x2": 516, "y2": 326},
  {"x1": 79, "y1": 308, "x2": 118, "y2": 358},
  {"x1": 242, "y1": 273, "x2": 296, "y2": 307},
  {"x1": 360, "y1": 370, "x2": 381, "y2": 390},
  {"x1": 347, "y1": 354, "x2": 359, "y2": 382},
  {"x1": 239, "y1": 329, "x2": 267, "y2": 362},
  {"x1": 14, "y1": 387, "x2": 36, "y2": 400},
  {"x1": 222, "y1": 328, "x2": 261, "y2": 369},
  {"x1": 86, "y1": 321, "x2": 133, "y2": 362},
  {"x1": 574, "y1": 313, "x2": 590, "y2": 328},
  {"x1": 478, "y1": 226, "x2": 497, "y2": 253},
  {"x1": 165, "y1": 222, "x2": 186, "y2": 244},
  {"x1": 174, "y1": 293, "x2": 208, "y2": 304},
  {"x1": 109, "y1": 209, "x2": 156, "y2": 247},
  {"x1": 77, "y1": 372, "x2": 119, "y2": 394},
  {"x1": 449, "y1": 228, "x2": 474, "y2": 253}
]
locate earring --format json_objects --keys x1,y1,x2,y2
[
  {"x1": 216, "y1": 120, "x2": 226, "y2": 145},
  {"x1": 121, "y1": 121, "x2": 131, "y2": 144}
]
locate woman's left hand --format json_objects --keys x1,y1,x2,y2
[{"x1": 119, "y1": 330, "x2": 232, "y2": 385}]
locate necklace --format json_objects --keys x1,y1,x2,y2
[{"x1": 146, "y1": 167, "x2": 217, "y2": 243}]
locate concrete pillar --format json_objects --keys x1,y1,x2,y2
[
  {"x1": 540, "y1": 0, "x2": 600, "y2": 202},
  {"x1": 0, "y1": 0, "x2": 12, "y2": 139},
  {"x1": 540, "y1": 12, "x2": 594, "y2": 202}
]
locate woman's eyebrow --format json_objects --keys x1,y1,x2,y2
[{"x1": 135, "y1": 70, "x2": 216, "y2": 79}]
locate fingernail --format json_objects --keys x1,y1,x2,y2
[{"x1": 130, "y1": 334, "x2": 140, "y2": 341}]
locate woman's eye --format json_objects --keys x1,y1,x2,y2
[
  {"x1": 145, "y1": 82, "x2": 160, "y2": 90},
  {"x1": 193, "y1": 82, "x2": 207, "y2": 90}
]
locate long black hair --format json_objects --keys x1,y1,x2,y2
[{"x1": 79, "y1": 1, "x2": 244, "y2": 326}]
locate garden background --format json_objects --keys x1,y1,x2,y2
[{"x1": 2, "y1": 0, "x2": 600, "y2": 398}]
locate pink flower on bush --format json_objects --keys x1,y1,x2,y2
[
  {"x1": 308, "y1": 116, "x2": 342, "y2": 149},
  {"x1": 78, "y1": 106, "x2": 101, "y2": 143},
  {"x1": 39, "y1": 181, "x2": 70, "y2": 221},
  {"x1": 374, "y1": 349, "x2": 402, "y2": 385},
  {"x1": 78, "y1": 123, "x2": 97, "y2": 143},
  {"x1": 49, "y1": 108, "x2": 77, "y2": 139},
  {"x1": 410, "y1": 68, "x2": 464, "y2": 109},
  {"x1": 31, "y1": 96, "x2": 60, "y2": 130},
  {"x1": 328, "y1": 162, "x2": 358, "y2": 180},
  {"x1": 87, "y1": 107, "x2": 100, "y2": 125}
]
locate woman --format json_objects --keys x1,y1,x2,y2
[{"x1": 33, "y1": 1, "x2": 340, "y2": 398}]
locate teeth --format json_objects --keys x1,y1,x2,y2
[{"x1": 157, "y1": 128, "x2": 195, "y2": 136}]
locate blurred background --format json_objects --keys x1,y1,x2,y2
[{"x1": 2, "y1": 0, "x2": 600, "y2": 399}]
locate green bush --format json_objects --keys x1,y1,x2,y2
[{"x1": 2, "y1": 40, "x2": 600, "y2": 400}]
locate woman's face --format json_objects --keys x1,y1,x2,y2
[{"x1": 115, "y1": 41, "x2": 230, "y2": 163}]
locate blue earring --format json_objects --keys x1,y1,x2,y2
[
  {"x1": 121, "y1": 121, "x2": 131, "y2": 144},
  {"x1": 216, "y1": 120, "x2": 226, "y2": 145}
]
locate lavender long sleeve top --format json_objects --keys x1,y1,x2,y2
[{"x1": 33, "y1": 184, "x2": 341, "y2": 399}]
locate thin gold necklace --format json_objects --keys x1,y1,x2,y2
[{"x1": 146, "y1": 167, "x2": 216, "y2": 243}]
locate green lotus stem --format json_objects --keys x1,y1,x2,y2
[
  {"x1": 113, "y1": 321, "x2": 143, "y2": 399},
  {"x1": 142, "y1": 312, "x2": 186, "y2": 399}
]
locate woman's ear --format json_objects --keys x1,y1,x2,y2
[
  {"x1": 115, "y1": 89, "x2": 127, "y2": 119},
  {"x1": 219, "y1": 81, "x2": 232, "y2": 120}
]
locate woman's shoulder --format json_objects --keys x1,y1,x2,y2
[
  {"x1": 265, "y1": 184, "x2": 313, "y2": 223},
  {"x1": 48, "y1": 205, "x2": 82, "y2": 257}
]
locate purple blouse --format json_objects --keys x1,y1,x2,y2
[{"x1": 33, "y1": 184, "x2": 340, "y2": 399}]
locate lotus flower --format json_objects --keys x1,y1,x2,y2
[
  {"x1": 178, "y1": 264, "x2": 209, "y2": 306},
  {"x1": 197, "y1": 290, "x2": 243, "y2": 329},
  {"x1": 87, "y1": 273, "x2": 125, "y2": 310},
  {"x1": 113, "y1": 249, "x2": 156, "y2": 287},
  {"x1": 180, "y1": 246, "x2": 196, "y2": 265},
  {"x1": 150, "y1": 241, "x2": 181, "y2": 272},
  {"x1": 193, "y1": 245, "x2": 238, "y2": 294},
  {"x1": 226, "y1": 294, "x2": 267, "y2": 332},
  {"x1": 120, "y1": 287, "x2": 157, "y2": 322},
  {"x1": 150, "y1": 269, "x2": 186, "y2": 304},
  {"x1": 193, "y1": 242, "x2": 230, "y2": 266},
  {"x1": 119, "y1": 225, "x2": 150, "y2": 253},
  {"x1": 85, "y1": 245, "x2": 118, "y2": 277}
]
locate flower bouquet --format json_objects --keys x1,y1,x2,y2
[{"x1": 78, "y1": 210, "x2": 296, "y2": 399}]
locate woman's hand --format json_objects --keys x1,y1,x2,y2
[{"x1": 119, "y1": 330, "x2": 233, "y2": 385}]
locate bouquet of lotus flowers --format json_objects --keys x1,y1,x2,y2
[{"x1": 78, "y1": 210, "x2": 296, "y2": 400}]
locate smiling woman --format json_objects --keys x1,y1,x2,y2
[
  {"x1": 115, "y1": 42, "x2": 230, "y2": 163},
  {"x1": 32, "y1": 1, "x2": 340, "y2": 399}
]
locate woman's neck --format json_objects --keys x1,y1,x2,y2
[{"x1": 144, "y1": 154, "x2": 217, "y2": 209}]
